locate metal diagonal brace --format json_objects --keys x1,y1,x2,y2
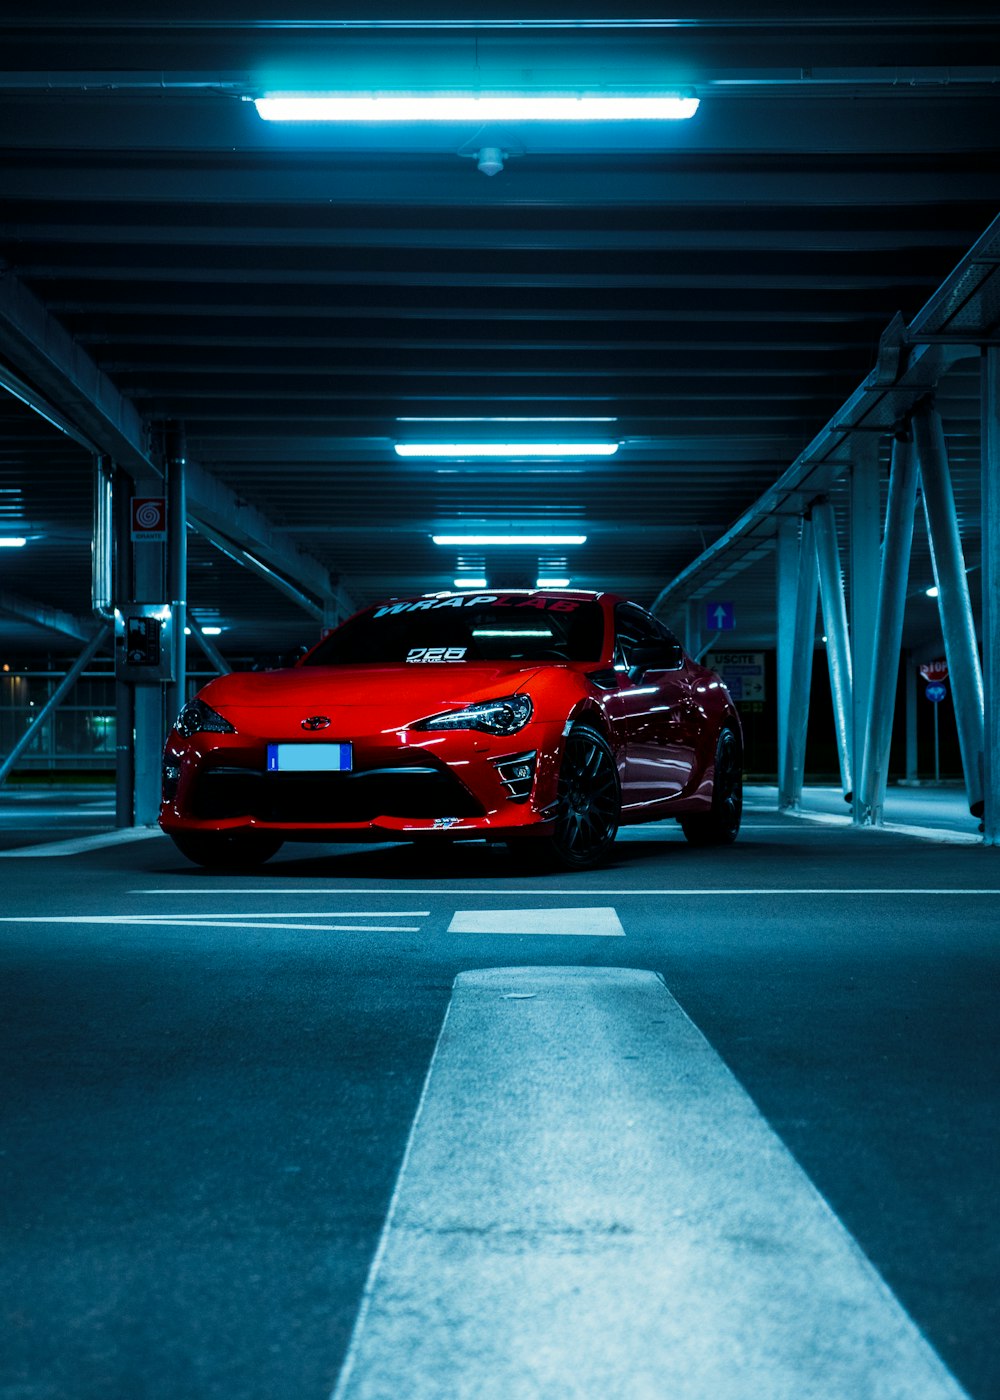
[{"x1": 0, "y1": 624, "x2": 112, "y2": 787}]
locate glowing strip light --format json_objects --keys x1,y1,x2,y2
[
  {"x1": 433, "y1": 534, "x2": 586, "y2": 546},
  {"x1": 396, "y1": 443, "x2": 618, "y2": 458},
  {"x1": 0, "y1": 537, "x2": 27, "y2": 548},
  {"x1": 254, "y1": 94, "x2": 699, "y2": 123},
  {"x1": 396, "y1": 416, "x2": 617, "y2": 423},
  {"x1": 472, "y1": 630, "x2": 552, "y2": 638},
  {"x1": 536, "y1": 577, "x2": 571, "y2": 588},
  {"x1": 454, "y1": 577, "x2": 488, "y2": 589}
]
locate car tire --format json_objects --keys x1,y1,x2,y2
[
  {"x1": 169, "y1": 830, "x2": 284, "y2": 870},
  {"x1": 679, "y1": 726, "x2": 742, "y2": 846},
  {"x1": 513, "y1": 722, "x2": 620, "y2": 870}
]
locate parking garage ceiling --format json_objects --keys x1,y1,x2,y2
[{"x1": 1, "y1": 3, "x2": 999, "y2": 657}]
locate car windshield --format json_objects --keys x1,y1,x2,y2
[{"x1": 303, "y1": 594, "x2": 605, "y2": 665}]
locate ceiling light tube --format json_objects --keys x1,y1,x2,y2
[
  {"x1": 254, "y1": 94, "x2": 699, "y2": 123},
  {"x1": 0, "y1": 537, "x2": 27, "y2": 548},
  {"x1": 396, "y1": 416, "x2": 617, "y2": 424},
  {"x1": 434, "y1": 534, "x2": 586, "y2": 547},
  {"x1": 536, "y1": 577, "x2": 571, "y2": 588},
  {"x1": 454, "y1": 577, "x2": 488, "y2": 589},
  {"x1": 396, "y1": 443, "x2": 618, "y2": 458}
]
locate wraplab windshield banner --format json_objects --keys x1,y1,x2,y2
[{"x1": 374, "y1": 595, "x2": 580, "y2": 618}]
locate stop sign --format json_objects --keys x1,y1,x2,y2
[{"x1": 920, "y1": 657, "x2": 949, "y2": 683}]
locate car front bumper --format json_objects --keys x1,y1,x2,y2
[{"x1": 159, "y1": 721, "x2": 567, "y2": 840}]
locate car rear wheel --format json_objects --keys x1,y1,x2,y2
[
  {"x1": 169, "y1": 830, "x2": 284, "y2": 870},
  {"x1": 679, "y1": 726, "x2": 742, "y2": 846},
  {"x1": 513, "y1": 723, "x2": 620, "y2": 870}
]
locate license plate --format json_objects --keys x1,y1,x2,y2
[{"x1": 267, "y1": 742, "x2": 352, "y2": 773}]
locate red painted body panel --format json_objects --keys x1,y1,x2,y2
[{"x1": 159, "y1": 591, "x2": 740, "y2": 843}]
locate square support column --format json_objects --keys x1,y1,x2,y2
[
  {"x1": 775, "y1": 519, "x2": 799, "y2": 801},
  {"x1": 983, "y1": 347, "x2": 1000, "y2": 844},
  {"x1": 849, "y1": 438, "x2": 882, "y2": 821},
  {"x1": 779, "y1": 517, "x2": 818, "y2": 810}
]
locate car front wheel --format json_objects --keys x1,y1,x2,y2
[
  {"x1": 679, "y1": 726, "x2": 742, "y2": 846},
  {"x1": 169, "y1": 830, "x2": 284, "y2": 870},
  {"x1": 514, "y1": 723, "x2": 620, "y2": 870}
]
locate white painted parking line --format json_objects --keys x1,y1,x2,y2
[
  {"x1": 0, "y1": 916, "x2": 424, "y2": 933},
  {"x1": 332, "y1": 968, "x2": 968, "y2": 1400},
  {"x1": 139, "y1": 887, "x2": 1000, "y2": 897},
  {"x1": 0, "y1": 828, "x2": 163, "y2": 857},
  {"x1": 448, "y1": 906, "x2": 624, "y2": 936}
]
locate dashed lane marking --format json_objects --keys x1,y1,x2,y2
[
  {"x1": 331, "y1": 967, "x2": 968, "y2": 1400},
  {"x1": 448, "y1": 906, "x2": 624, "y2": 936}
]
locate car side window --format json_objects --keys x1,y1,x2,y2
[{"x1": 614, "y1": 604, "x2": 684, "y2": 672}]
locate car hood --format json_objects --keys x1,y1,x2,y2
[{"x1": 199, "y1": 662, "x2": 545, "y2": 737}]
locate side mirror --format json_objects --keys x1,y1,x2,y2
[{"x1": 628, "y1": 640, "x2": 682, "y2": 680}]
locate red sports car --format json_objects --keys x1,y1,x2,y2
[{"x1": 160, "y1": 590, "x2": 742, "y2": 870}]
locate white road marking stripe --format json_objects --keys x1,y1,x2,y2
[
  {"x1": 448, "y1": 906, "x2": 624, "y2": 936},
  {"x1": 0, "y1": 917, "x2": 422, "y2": 932},
  {"x1": 138, "y1": 887, "x2": 1000, "y2": 896},
  {"x1": 0, "y1": 828, "x2": 163, "y2": 857},
  {"x1": 332, "y1": 968, "x2": 968, "y2": 1400}
]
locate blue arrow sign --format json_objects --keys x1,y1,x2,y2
[
  {"x1": 925, "y1": 682, "x2": 948, "y2": 703},
  {"x1": 706, "y1": 601, "x2": 735, "y2": 631}
]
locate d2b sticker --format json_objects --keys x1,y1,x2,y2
[{"x1": 406, "y1": 647, "x2": 467, "y2": 663}]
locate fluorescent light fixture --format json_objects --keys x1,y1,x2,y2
[
  {"x1": 536, "y1": 577, "x2": 570, "y2": 588},
  {"x1": 926, "y1": 585, "x2": 939, "y2": 598},
  {"x1": 396, "y1": 416, "x2": 616, "y2": 423},
  {"x1": 185, "y1": 625, "x2": 223, "y2": 636},
  {"x1": 396, "y1": 443, "x2": 618, "y2": 458},
  {"x1": 0, "y1": 537, "x2": 27, "y2": 548},
  {"x1": 254, "y1": 93, "x2": 699, "y2": 123},
  {"x1": 472, "y1": 630, "x2": 552, "y2": 638},
  {"x1": 454, "y1": 577, "x2": 488, "y2": 589},
  {"x1": 434, "y1": 534, "x2": 586, "y2": 546}
]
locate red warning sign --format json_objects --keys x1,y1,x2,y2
[
  {"x1": 919, "y1": 657, "x2": 949, "y2": 683},
  {"x1": 131, "y1": 497, "x2": 167, "y2": 543}
]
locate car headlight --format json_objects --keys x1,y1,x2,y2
[
  {"x1": 413, "y1": 693, "x2": 533, "y2": 736},
  {"x1": 173, "y1": 696, "x2": 236, "y2": 738}
]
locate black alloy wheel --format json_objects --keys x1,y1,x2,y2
[
  {"x1": 522, "y1": 723, "x2": 620, "y2": 870},
  {"x1": 169, "y1": 830, "x2": 284, "y2": 870},
  {"x1": 680, "y1": 726, "x2": 743, "y2": 846}
]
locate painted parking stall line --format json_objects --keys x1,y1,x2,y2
[
  {"x1": 0, "y1": 913, "x2": 429, "y2": 934},
  {"x1": 332, "y1": 967, "x2": 968, "y2": 1400},
  {"x1": 448, "y1": 906, "x2": 624, "y2": 936}
]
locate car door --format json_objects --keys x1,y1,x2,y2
[{"x1": 604, "y1": 605, "x2": 699, "y2": 809}]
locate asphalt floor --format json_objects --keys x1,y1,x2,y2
[{"x1": 1, "y1": 807, "x2": 997, "y2": 1398}]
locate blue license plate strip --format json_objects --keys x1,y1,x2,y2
[{"x1": 267, "y1": 742, "x2": 352, "y2": 773}]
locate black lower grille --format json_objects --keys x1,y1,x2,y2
[{"x1": 190, "y1": 765, "x2": 483, "y2": 822}]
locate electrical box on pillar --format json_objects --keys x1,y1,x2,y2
[{"x1": 115, "y1": 604, "x2": 176, "y2": 683}]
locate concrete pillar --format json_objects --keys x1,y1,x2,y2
[
  {"x1": 126, "y1": 471, "x2": 167, "y2": 827},
  {"x1": 775, "y1": 518, "x2": 799, "y2": 801},
  {"x1": 813, "y1": 499, "x2": 854, "y2": 802},
  {"x1": 982, "y1": 347, "x2": 1000, "y2": 844},
  {"x1": 913, "y1": 401, "x2": 985, "y2": 816},
  {"x1": 858, "y1": 437, "x2": 918, "y2": 826},
  {"x1": 849, "y1": 438, "x2": 881, "y2": 820},
  {"x1": 779, "y1": 517, "x2": 818, "y2": 810},
  {"x1": 165, "y1": 423, "x2": 187, "y2": 729}
]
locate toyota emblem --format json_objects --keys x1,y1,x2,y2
[{"x1": 301, "y1": 715, "x2": 331, "y2": 731}]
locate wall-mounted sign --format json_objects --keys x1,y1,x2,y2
[
  {"x1": 705, "y1": 600, "x2": 735, "y2": 632},
  {"x1": 704, "y1": 652, "x2": 766, "y2": 704},
  {"x1": 131, "y1": 497, "x2": 167, "y2": 543}
]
